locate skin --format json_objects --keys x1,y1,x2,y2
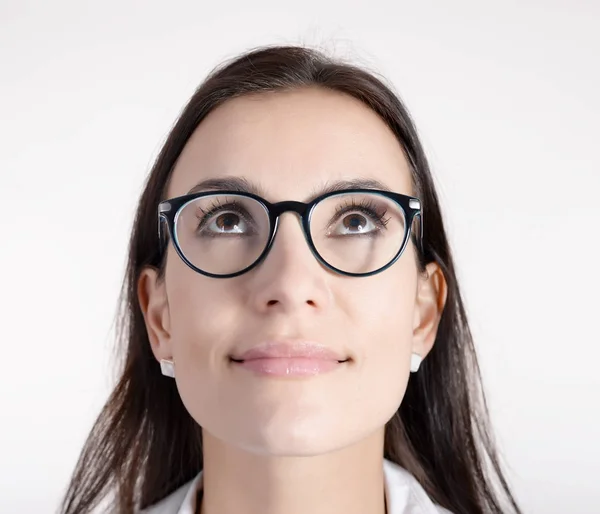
[{"x1": 138, "y1": 87, "x2": 447, "y2": 514}]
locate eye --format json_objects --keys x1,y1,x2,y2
[
  {"x1": 327, "y1": 206, "x2": 389, "y2": 237},
  {"x1": 337, "y1": 213, "x2": 373, "y2": 233},
  {"x1": 195, "y1": 201, "x2": 256, "y2": 237},
  {"x1": 208, "y1": 212, "x2": 247, "y2": 234}
]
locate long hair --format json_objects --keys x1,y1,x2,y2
[{"x1": 60, "y1": 44, "x2": 522, "y2": 514}]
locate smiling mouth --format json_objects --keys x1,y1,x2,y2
[
  {"x1": 228, "y1": 340, "x2": 350, "y2": 377},
  {"x1": 228, "y1": 356, "x2": 350, "y2": 376},
  {"x1": 229, "y1": 357, "x2": 349, "y2": 364}
]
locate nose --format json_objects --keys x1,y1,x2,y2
[{"x1": 245, "y1": 212, "x2": 332, "y2": 314}]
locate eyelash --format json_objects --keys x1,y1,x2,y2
[
  {"x1": 332, "y1": 199, "x2": 391, "y2": 230},
  {"x1": 195, "y1": 198, "x2": 391, "y2": 232},
  {"x1": 195, "y1": 200, "x2": 252, "y2": 233}
]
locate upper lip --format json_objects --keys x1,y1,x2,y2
[{"x1": 230, "y1": 340, "x2": 348, "y2": 362}]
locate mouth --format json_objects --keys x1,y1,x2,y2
[
  {"x1": 229, "y1": 357, "x2": 349, "y2": 364},
  {"x1": 228, "y1": 340, "x2": 350, "y2": 377},
  {"x1": 229, "y1": 356, "x2": 349, "y2": 376}
]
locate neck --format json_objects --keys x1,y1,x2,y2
[{"x1": 199, "y1": 429, "x2": 387, "y2": 514}]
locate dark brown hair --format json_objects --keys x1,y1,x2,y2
[{"x1": 60, "y1": 44, "x2": 522, "y2": 514}]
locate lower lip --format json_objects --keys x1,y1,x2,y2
[{"x1": 232, "y1": 357, "x2": 345, "y2": 376}]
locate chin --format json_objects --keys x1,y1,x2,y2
[{"x1": 231, "y1": 419, "x2": 367, "y2": 457}]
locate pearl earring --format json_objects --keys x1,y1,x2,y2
[
  {"x1": 160, "y1": 358, "x2": 175, "y2": 378},
  {"x1": 410, "y1": 353, "x2": 422, "y2": 373}
]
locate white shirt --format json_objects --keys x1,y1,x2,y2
[{"x1": 140, "y1": 458, "x2": 452, "y2": 514}]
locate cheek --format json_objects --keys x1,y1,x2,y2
[
  {"x1": 167, "y1": 279, "x2": 227, "y2": 353},
  {"x1": 345, "y1": 270, "x2": 417, "y2": 420},
  {"x1": 164, "y1": 261, "x2": 240, "y2": 420},
  {"x1": 345, "y1": 256, "x2": 417, "y2": 344},
  {"x1": 165, "y1": 256, "x2": 241, "y2": 351}
]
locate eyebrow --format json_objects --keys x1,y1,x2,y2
[{"x1": 187, "y1": 176, "x2": 393, "y2": 201}]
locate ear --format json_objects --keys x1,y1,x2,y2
[
  {"x1": 137, "y1": 266, "x2": 172, "y2": 362},
  {"x1": 412, "y1": 262, "x2": 448, "y2": 360}
]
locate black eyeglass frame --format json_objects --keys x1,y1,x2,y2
[{"x1": 158, "y1": 189, "x2": 423, "y2": 279}]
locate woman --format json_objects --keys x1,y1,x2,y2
[{"x1": 60, "y1": 45, "x2": 522, "y2": 514}]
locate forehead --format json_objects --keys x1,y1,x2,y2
[{"x1": 168, "y1": 87, "x2": 413, "y2": 201}]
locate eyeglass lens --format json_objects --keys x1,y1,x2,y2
[{"x1": 173, "y1": 192, "x2": 407, "y2": 275}]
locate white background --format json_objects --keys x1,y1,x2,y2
[{"x1": 1, "y1": 1, "x2": 599, "y2": 512}]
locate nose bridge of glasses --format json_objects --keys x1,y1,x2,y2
[
  {"x1": 268, "y1": 200, "x2": 308, "y2": 233},
  {"x1": 268, "y1": 200, "x2": 313, "y2": 253},
  {"x1": 270, "y1": 200, "x2": 309, "y2": 219}
]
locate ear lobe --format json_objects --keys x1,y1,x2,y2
[
  {"x1": 137, "y1": 266, "x2": 172, "y2": 361},
  {"x1": 412, "y1": 262, "x2": 448, "y2": 358}
]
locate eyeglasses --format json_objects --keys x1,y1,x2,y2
[{"x1": 158, "y1": 189, "x2": 422, "y2": 278}]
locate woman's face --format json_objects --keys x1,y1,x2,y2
[{"x1": 139, "y1": 88, "x2": 443, "y2": 456}]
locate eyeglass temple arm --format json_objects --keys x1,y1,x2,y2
[
  {"x1": 407, "y1": 198, "x2": 423, "y2": 254},
  {"x1": 158, "y1": 202, "x2": 173, "y2": 255}
]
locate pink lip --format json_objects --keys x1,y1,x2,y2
[{"x1": 230, "y1": 341, "x2": 349, "y2": 377}]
